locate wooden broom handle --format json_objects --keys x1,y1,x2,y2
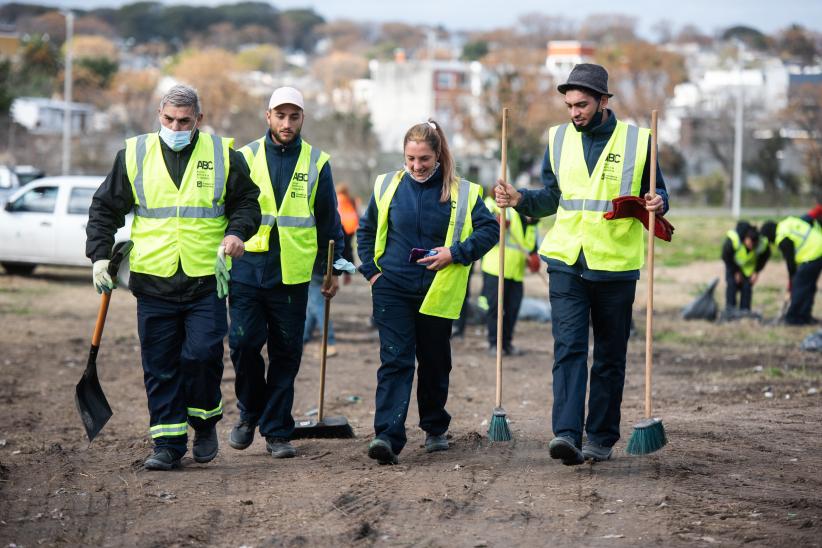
[
  {"x1": 318, "y1": 239, "x2": 334, "y2": 422},
  {"x1": 496, "y1": 107, "x2": 509, "y2": 408},
  {"x1": 645, "y1": 110, "x2": 658, "y2": 418}
]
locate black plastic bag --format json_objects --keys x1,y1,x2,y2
[
  {"x1": 681, "y1": 278, "x2": 719, "y2": 321},
  {"x1": 801, "y1": 329, "x2": 822, "y2": 352}
]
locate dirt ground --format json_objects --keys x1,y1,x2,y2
[{"x1": 0, "y1": 260, "x2": 820, "y2": 547}]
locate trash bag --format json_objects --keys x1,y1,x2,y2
[
  {"x1": 801, "y1": 329, "x2": 822, "y2": 352},
  {"x1": 681, "y1": 278, "x2": 719, "y2": 321},
  {"x1": 518, "y1": 297, "x2": 552, "y2": 323}
]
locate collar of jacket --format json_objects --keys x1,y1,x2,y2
[
  {"x1": 266, "y1": 130, "x2": 302, "y2": 154},
  {"x1": 583, "y1": 108, "x2": 617, "y2": 137},
  {"x1": 402, "y1": 164, "x2": 444, "y2": 188}
]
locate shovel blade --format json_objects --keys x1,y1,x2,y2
[{"x1": 74, "y1": 353, "x2": 112, "y2": 442}]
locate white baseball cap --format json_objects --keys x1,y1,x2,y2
[{"x1": 268, "y1": 86, "x2": 304, "y2": 110}]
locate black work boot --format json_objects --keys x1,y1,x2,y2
[
  {"x1": 548, "y1": 436, "x2": 585, "y2": 466},
  {"x1": 192, "y1": 425, "x2": 219, "y2": 463},
  {"x1": 266, "y1": 437, "x2": 296, "y2": 459},
  {"x1": 228, "y1": 420, "x2": 256, "y2": 450},
  {"x1": 144, "y1": 448, "x2": 182, "y2": 471}
]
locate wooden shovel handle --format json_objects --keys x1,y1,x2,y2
[{"x1": 91, "y1": 292, "x2": 112, "y2": 347}]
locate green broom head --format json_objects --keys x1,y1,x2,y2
[
  {"x1": 487, "y1": 407, "x2": 512, "y2": 442},
  {"x1": 625, "y1": 417, "x2": 667, "y2": 455}
]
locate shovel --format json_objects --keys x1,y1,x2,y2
[
  {"x1": 291, "y1": 240, "x2": 355, "y2": 439},
  {"x1": 75, "y1": 240, "x2": 133, "y2": 442}
]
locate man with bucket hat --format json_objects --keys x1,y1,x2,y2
[{"x1": 495, "y1": 63, "x2": 671, "y2": 465}]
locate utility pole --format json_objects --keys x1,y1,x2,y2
[
  {"x1": 731, "y1": 42, "x2": 744, "y2": 219},
  {"x1": 62, "y1": 10, "x2": 74, "y2": 175}
]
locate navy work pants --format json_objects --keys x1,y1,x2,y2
[
  {"x1": 371, "y1": 277, "x2": 453, "y2": 455},
  {"x1": 786, "y1": 257, "x2": 822, "y2": 325},
  {"x1": 724, "y1": 267, "x2": 752, "y2": 310},
  {"x1": 136, "y1": 292, "x2": 227, "y2": 455},
  {"x1": 228, "y1": 281, "x2": 308, "y2": 439},
  {"x1": 482, "y1": 272, "x2": 524, "y2": 349},
  {"x1": 549, "y1": 271, "x2": 636, "y2": 448}
]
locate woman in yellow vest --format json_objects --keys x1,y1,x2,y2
[{"x1": 356, "y1": 120, "x2": 497, "y2": 464}]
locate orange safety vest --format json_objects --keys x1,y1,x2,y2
[{"x1": 338, "y1": 193, "x2": 359, "y2": 235}]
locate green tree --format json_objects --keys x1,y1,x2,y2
[{"x1": 461, "y1": 40, "x2": 488, "y2": 61}]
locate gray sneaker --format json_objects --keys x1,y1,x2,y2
[
  {"x1": 266, "y1": 437, "x2": 296, "y2": 459},
  {"x1": 367, "y1": 438, "x2": 399, "y2": 465},
  {"x1": 424, "y1": 433, "x2": 449, "y2": 453},
  {"x1": 548, "y1": 436, "x2": 585, "y2": 466},
  {"x1": 582, "y1": 441, "x2": 613, "y2": 462}
]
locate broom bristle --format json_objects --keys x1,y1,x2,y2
[
  {"x1": 625, "y1": 417, "x2": 667, "y2": 455},
  {"x1": 487, "y1": 407, "x2": 512, "y2": 441},
  {"x1": 291, "y1": 417, "x2": 355, "y2": 439}
]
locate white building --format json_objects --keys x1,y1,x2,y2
[{"x1": 10, "y1": 97, "x2": 98, "y2": 135}]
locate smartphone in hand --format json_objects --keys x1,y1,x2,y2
[{"x1": 408, "y1": 248, "x2": 437, "y2": 263}]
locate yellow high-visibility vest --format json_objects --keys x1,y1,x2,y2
[
  {"x1": 124, "y1": 132, "x2": 232, "y2": 277},
  {"x1": 539, "y1": 120, "x2": 650, "y2": 271},
  {"x1": 776, "y1": 216, "x2": 822, "y2": 265},
  {"x1": 372, "y1": 170, "x2": 482, "y2": 319},
  {"x1": 726, "y1": 230, "x2": 768, "y2": 277},
  {"x1": 238, "y1": 137, "x2": 330, "y2": 284},
  {"x1": 481, "y1": 196, "x2": 536, "y2": 282}
]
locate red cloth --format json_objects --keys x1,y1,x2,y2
[
  {"x1": 527, "y1": 252, "x2": 541, "y2": 273},
  {"x1": 808, "y1": 204, "x2": 822, "y2": 222},
  {"x1": 603, "y1": 195, "x2": 675, "y2": 242}
]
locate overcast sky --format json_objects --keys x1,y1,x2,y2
[{"x1": 20, "y1": 0, "x2": 822, "y2": 36}]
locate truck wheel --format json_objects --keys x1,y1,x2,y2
[{"x1": 1, "y1": 262, "x2": 37, "y2": 276}]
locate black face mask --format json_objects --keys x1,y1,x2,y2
[{"x1": 573, "y1": 101, "x2": 604, "y2": 133}]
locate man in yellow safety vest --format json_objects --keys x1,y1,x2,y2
[
  {"x1": 495, "y1": 64, "x2": 670, "y2": 465},
  {"x1": 227, "y1": 87, "x2": 347, "y2": 459},
  {"x1": 86, "y1": 84, "x2": 261, "y2": 471}
]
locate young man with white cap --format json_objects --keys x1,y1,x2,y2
[{"x1": 227, "y1": 86, "x2": 346, "y2": 459}]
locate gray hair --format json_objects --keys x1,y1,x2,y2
[{"x1": 159, "y1": 84, "x2": 201, "y2": 117}]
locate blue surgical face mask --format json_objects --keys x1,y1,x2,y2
[{"x1": 159, "y1": 124, "x2": 195, "y2": 151}]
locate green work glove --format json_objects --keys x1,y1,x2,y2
[
  {"x1": 215, "y1": 245, "x2": 230, "y2": 299},
  {"x1": 92, "y1": 259, "x2": 116, "y2": 294}
]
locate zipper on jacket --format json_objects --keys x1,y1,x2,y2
[{"x1": 416, "y1": 183, "x2": 425, "y2": 294}]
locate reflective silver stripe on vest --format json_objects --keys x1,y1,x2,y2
[
  {"x1": 246, "y1": 139, "x2": 261, "y2": 156},
  {"x1": 211, "y1": 134, "x2": 226, "y2": 207},
  {"x1": 306, "y1": 146, "x2": 322, "y2": 200},
  {"x1": 792, "y1": 225, "x2": 813, "y2": 253},
  {"x1": 619, "y1": 124, "x2": 639, "y2": 196},
  {"x1": 450, "y1": 179, "x2": 471, "y2": 243},
  {"x1": 278, "y1": 216, "x2": 316, "y2": 228},
  {"x1": 133, "y1": 134, "x2": 149, "y2": 209},
  {"x1": 552, "y1": 124, "x2": 568, "y2": 186},
  {"x1": 260, "y1": 214, "x2": 276, "y2": 227},
  {"x1": 133, "y1": 133, "x2": 225, "y2": 219},
  {"x1": 559, "y1": 197, "x2": 613, "y2": 213},
  {"x1": 378, "y1": 171, "x2": 401, "y2": 201}
]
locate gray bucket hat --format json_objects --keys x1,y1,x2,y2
[{"x1": 557, "y1": 63, "x2": 613, "y2": 97}]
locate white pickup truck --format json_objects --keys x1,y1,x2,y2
[{"x1": 0, "y1": 176, "x2": 130, "y2": 275}]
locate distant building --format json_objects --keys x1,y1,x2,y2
[
  {"x1": 10, "y1": 97, "x2": 97, "y2": 135},
  {"x1": 544, "y1": 40, "x2": 595, "y2": 81},
  {"x1": 0, "y1": 31, "x2": 20, "y2": 58}
]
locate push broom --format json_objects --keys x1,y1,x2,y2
[
  {"x1": 488, "y1": 107, "x2": 512, "y2": 442},
  {"x1": 626, "y1": 110, "x2": 668, "y2": 455},
  {"x1": 292, "y1": 240, "x2": 355, "y2": 439}
]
